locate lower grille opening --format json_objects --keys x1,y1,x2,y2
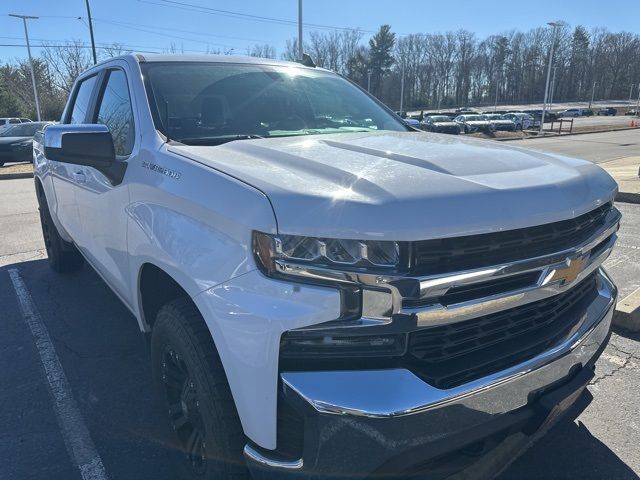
[{"x1": 407, "y1": 272, "x2": 599, "y2": 389}]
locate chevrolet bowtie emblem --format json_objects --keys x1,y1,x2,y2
[{"x1": 549, "y1": 255, "x2": 589, "y2": 285}]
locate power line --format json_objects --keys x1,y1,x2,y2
[
  {"x1": 94, "y1": 18, "x2": 243, "y2": 50},
  {"x1": 137, "y1": 0, "x2": 377, "y2": 33},
  {"x1": 0, "y1": 42, "x2": 162, "y2": 53},
  {"x1": 92, "y1": 17, "x2": 271, "y2": 43}
]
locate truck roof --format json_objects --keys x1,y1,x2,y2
[{"x1": 134, "y1": 53, "x2": 305, "y2": 68}]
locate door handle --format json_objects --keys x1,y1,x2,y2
[{"x1": 71, "y1": 171, "x2": 86, "y2": 183}]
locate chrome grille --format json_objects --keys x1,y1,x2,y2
[{"x1": 407, "y1": 272, "x2": 599, "y2": 389}]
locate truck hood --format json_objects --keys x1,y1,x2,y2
[{"x1": 169, "y1": 131, "x2": 617, "y2": 240}]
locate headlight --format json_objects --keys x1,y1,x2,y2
[{"x1": 253, "y1": 231, "x2": 401, "y2": 275}]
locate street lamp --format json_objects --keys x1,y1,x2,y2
[
  {"x1": 540, "y1": 21, "x2": 561, "y2": 133},
  {"x1": 399, "y1": 61, "x2": 405, "y2": 113},
  {"x1": 630, "y1": 84, "x2": 635, "y2": 105},
  {"x1": 297, "y1": 0, "x2": 303, "y2": 61},
  {"x1": 549, "y1": 66, "x2": 557, "y2": 108},
  {"x1": 8, "y1": 14, "x2": 41, "y2": 121}
]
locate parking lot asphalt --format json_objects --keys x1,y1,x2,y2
[
  {"x1": 515, "y1": 128, "x2": 640, "y2": 164},
  {"x1": 2, "y1": 136, "x2": 640, "y2": 479}
]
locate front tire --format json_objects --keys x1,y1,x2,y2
[
  {"x1": 39, "y1": 196, "x2": 84, "y2": 273},
  {"x1": 151, "y1": 298, "x2": 249, "y2": 480}
]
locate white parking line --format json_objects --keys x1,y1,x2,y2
[{"x1": 8, "y1": 268, "x2": 109, "y2": 480}]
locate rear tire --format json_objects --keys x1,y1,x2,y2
[
  {"x1": 39, "y1": 196, "x2": 84, "y2": 273},
  {"x1": 151, "y1": 298, "x2": 249, "y2": 480}
]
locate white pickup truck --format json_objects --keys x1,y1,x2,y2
[{"x1": 33, "y1": 54, "x2": 620, "y2": 480}]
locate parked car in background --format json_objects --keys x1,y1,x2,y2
[
  {"x1": 0, "y1": 118, "x2": 23, "y2": 133},
  {"x1": 484, "y1": 114, "x2": 516, "y2": 132},
  {"x1": 598, "y1": 107, "x2": 617, "y2": 116},
  {"x1": 625, "y1": 109, "x2": 640, "y2": 116},
  {"x1": 521, "y1": 109, "x2": 557, "y2": 122},
  {"x1": 454, "y1": 114, "x2": 495, "y2": 133},
  {"x1": 0, "y1": 121, "x2": 54, "y2": 166},
  {"x1": 503, "y1": 112, "x2": 540, "y2": 130},
  {"x1": 582, "y1": 109, "x2": 594, "y2": 117},
  {"x1": 395, "y1": 111, "x2": 421, "y2": 128},
  {"x1": 420, "y1": 115, "x2": 461, "y2": 134},
  {"x1": 20, "y1": 118, "x2": 32, "y2": 123},
  {"x1": 558, "y1": 108, "x2": 583, "y2": 118},
  {"x1": 455, "y1": 107, "x2": 481, "y2": 114},
  {"x1": 403, "y1": 117, "x2": 421, "y2": 128}
]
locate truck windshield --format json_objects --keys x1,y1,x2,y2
[{"x1": 141, "y1": 61, "x2": 408, "y2": 145}]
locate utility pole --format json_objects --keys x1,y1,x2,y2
[
  {"x1": 297, "y1": 0, "x2": 303, "y2": 61},
  {"x1": 636, "y1": 84, "x2": 640, "y2": 116},
  {"x1": 540, "y1": 22, "x2": 560, "y2": 134},
  {"x1": 399, "y1": 62, "x2": 405, "y2": 113},
  {"x1": 589, "y1": 81, "x2": 596, "y2": 109},
  {"x1": 367, "y1": 70, "x2": 372, "y2": 93},
  {"x1": 84, "y1": 0, "x2": 97, "y2": 64},
  {"x1": 629, "y1": 84, "x2": 635, "y2": 105},
  {"x1": 9, "y1": 14, "x2": 41, "y2": 121}
]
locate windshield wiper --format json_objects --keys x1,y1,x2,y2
[{"x1": 177, "y1": 134, "x2": 265, "y2": 146}]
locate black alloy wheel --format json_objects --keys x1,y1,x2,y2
[{"x1": 161, "y1": 346, "x2": 208, "y2": 474}]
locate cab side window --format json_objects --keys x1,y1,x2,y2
[
  {"x1": 69, "y1": 75, "x2": 99, "y2": 124},
  {"x1": 95, "y1": 70, "x2": 135, "y2": 157}
]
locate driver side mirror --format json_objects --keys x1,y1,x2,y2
[{"x1": 43, "y1": 124, "x2": 127, "y2": 185}]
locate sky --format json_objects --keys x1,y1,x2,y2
[{"x1": 1, "y1": 0, "x2": 639, "y2": 63}]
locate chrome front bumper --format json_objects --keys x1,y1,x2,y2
[{"x1": 246, "y1": 268, "x2": 617, "y2": 478}]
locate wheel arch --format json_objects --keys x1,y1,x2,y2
[{"x1": 137, "y1": 262, "x2": 194, "y2": 331}]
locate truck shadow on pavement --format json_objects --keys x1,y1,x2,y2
[
  {"x1": 499, "y1": 419, "x2": 639, "y2": 479},
  {"x1": 1, "y1": 258, "x2": 637, "y2": 480}
]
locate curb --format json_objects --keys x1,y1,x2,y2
[
  {"x1": 613, "y1": 287, "x2": 640, "y2": 332},
  {"x1": 0, "y1": 172, "x2": 34, "y2": 180},
  {"x1": 496, "y1": 126, "x2": 640, "y2": 142},
  {"x1": 615, "y1": 191, "x2": 640, "y2": 205}
]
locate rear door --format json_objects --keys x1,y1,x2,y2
[
  {"x1": 49, "y1": 73, "x2": 100, "y2": 242},
  {"x1": 74, "y1": 66, "x2": 135, "y2": 303}
]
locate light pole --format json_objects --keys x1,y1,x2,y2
[
  {"x1": 367, "y1": 70, "x2": 372, "y2": 92},
  {"x1": 629, "y1": 84, "x2": 635, "y2": 105},
  {"x1": 84, "y1": 0, "x2": 97, "y2": 64},
  {"x1": 549, "y1": 66, "x2": 557, "y2": 108},
  {"x1": 589, "y1": 81, "x2": 596, "y2": 109},
  {"x1": 540, "y1": 21, "x2": 560, "y2": 133},
  {"x1": 636, "y1": 84, "x2": 640, "y2": 116},
  {"x1": 297, "y1": 0, "x2": 303, "y2": 61},
  {"x1": 9, "y1": 14, "x2": 41, "y2": 121},
  {"x1": 399, "y1": 61, "x2": 405, "y2": 113}
]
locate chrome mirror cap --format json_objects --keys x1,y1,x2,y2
[{"x1": 43, "y1": 124, "x2": 110, "y2": 149}]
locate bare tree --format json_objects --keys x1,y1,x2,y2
[
  {"x1": 41, "y1": 40, "x2": 93, "y2": 93},
  {"x1": 248, "y1": 44, "x2": 276, "y2": 59}
]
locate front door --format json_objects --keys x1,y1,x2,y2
[
  {"x1": 74, "y1": 66, "x2": 136, "y2": 306},
  {"x1": 50, "y1": 74, "x2": 100, "y2": 242}
]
